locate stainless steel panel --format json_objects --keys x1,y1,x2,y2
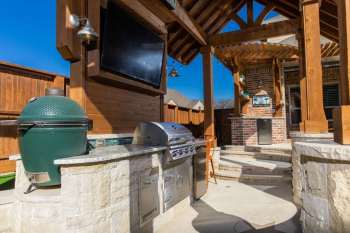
[
  {"x1": 139, "y1": 173, "x2": 159, "y2": 224},
  {"x1": 257, "y1": 119, "x2": 272, "y2": 145},
  {"x1": 193, "y1": 144, "x2": 207, "y2": 199},
  {"x1": 163, "y1": 161, "x2": 190, "y2": 211}
]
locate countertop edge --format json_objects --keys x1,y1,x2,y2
[
  {"x1": 54, "y1": 145, "x2": 167, "y2": 166},
  {"x1": 294, "y1": 140, "x2": 350, "y2": 161}
]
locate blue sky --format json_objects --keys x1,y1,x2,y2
[{"x1": 0, "y1": 1, "x2": 277, "y2": 101}]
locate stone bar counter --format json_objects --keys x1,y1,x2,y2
[
  {"x1": 292, "y1": 139, "x2": 350, "y2": 233},
  {"x1": 1, "y1": 144, "x2": 195, "y2": 233}
]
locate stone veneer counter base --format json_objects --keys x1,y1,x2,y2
[
  {"x1": 0, "y1": 145, "x2": 195, "y2": 233},
  {"x1": 293, "y1": 139, "x2": 350, "y2": 233}
]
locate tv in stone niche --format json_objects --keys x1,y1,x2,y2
[{"x1": 100, "y1": 2, "x2": 165, "y2": 88}]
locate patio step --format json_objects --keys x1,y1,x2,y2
[
  {"x1": 223, "y1": 144, "x2": 292, "y2": 156},
  {"x1": 216, "y1": 171, "x2": 292, "y2": 185},
  {"x1": 220, "y1": 150, "x2": 291, "y2": 162},
  {"x1": 216, "y1": 154, "x2": 292, "y2": 185}
]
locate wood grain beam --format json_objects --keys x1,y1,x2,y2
[
  {"x1": 337, "y1": 0, "x2": 350, "y2": 105},
  {"x1": 247, "y1": 0, "x2": 254, "y2": 26},
  {"x1": 255, "y1": 3, "x2": 275, "y2": 25},
  {"x1": 158, "y1": 0, "x2": 207, "y2": 45},
  {"x1": 209, "y1": 19, "x2": 299, "y2": 46},
  {"x1": 118, "y1": 0, "x2": 167, "y2": 34},
  {"x1": 201, "y1": 46, "x2": 215, "y2": 140},
  {"x1": 232, "y1": 13, "x2": 247, "y2": 29},
  {"x1": 299, "y1": 0, "x2": 328, "y2": 133}
]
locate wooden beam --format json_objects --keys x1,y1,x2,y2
[
  {"x1": 69, "y1": 0, "x2": 87, "y2": 110},
  {"x1": 337, "y1": 0, "x2": 350, "y2": 105},
  {"x1": 147, "y1": 0, "x2": 207, "y2": 45},
  {"x1": 209, "y1": 19, "x2": 299, "y2": 46},
  {"x1": 333, "y1": 0, "x2": 350, "y2": 144},
  {"x1": 201, "y1": 46, "x2": 215, "y2": 140},
  {"x1": 118, "y1": 0, "x2": 167, "y2": 35},
  {"x1": 255, "y1": 3, "x2": 275, "y2": 25},
  {"x1": 247, "y1": 0, "x2": 254, "y2": 26},
  {"x1": 231, "y1": 13, "x2": 247, "y2": 29},
  {"x1": 233, "y1": 70, "x2": 241, "y2": 116},
  {"x1": 56, "y1": 0, "x2": 82, "y2": 61},
  {"x1": 272, "y1": 59, "x2": 283, "y2": 117},
  {"x1": 299, "y1": 0, "x2": 328, "y2": 133}
]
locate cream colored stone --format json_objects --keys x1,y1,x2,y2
[
  {"x1": 292, "y1": 147, "x2": 302, "y2": 207},
  {"x1": 305, "y1": 162, "x2": 328, "y2": 198},
  {"x1": 328, "y1": 164, "x2": 350, "y2": 233}
]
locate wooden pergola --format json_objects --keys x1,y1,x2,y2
[{"x1": 57, "y1": 0, "x2": 350, "y2": 144}]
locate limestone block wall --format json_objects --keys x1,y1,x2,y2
[
  {"x1": 1, "y1": 147, "x2": 193, "y2": 233},
  {"x1": 293, "y1": 139, "x2": 350, "y2": 233}
]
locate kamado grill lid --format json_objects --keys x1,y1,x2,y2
[{"x1": 18, "y1": 88, "x2": 89, "y2": 127}]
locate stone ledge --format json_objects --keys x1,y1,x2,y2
[
  {"x1": 87, "y1": 133, "x2": 133, "y2": 140},
  {"x1": 54, "y1": 145, "x2": 167, "y2": 166},
  {"x1": 294, "y1": 140, "x2": 350, "y2": 162}
]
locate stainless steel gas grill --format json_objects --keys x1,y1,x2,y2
[
  {"x1": 133, "y1": 122, "x2": 195, "y2": 212},
  {"x1": 133, "y1": 122, "x2": 196, "y2": 163}
]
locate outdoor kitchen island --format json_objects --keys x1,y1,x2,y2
[{"x1": 7, "y1": 142, "x2": 201, "y2": 233}]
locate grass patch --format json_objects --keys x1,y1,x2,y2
[{"x1": 0, "y1": 173, "x2": 15, "y2": 191}]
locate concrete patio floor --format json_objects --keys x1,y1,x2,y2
[{"x1": 156, "y1": 180, "x2": 301, "y2": 233}]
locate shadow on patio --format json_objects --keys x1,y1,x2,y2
[{"x1": 156, "y1": 180, "x2": 301, "y2": 233}]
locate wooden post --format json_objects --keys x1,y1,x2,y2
[
  {"x1": 201, "y1": 46, "x2": 215, "y2": 142},
  {"x1": 333, "y1": 0, "x2": 350, "y2": 144},
  {"x1": 298, "y1": 0, "x2": 328, "y2": 133},
  {"x1": 273, "y1": 59, "x2": 283, "y2": 117},
  {"x1": 69, "y1": 0, "x2": 87, "y2": 110},
  {"x1": 233, "y1": 69, "x2": 241, "y2": 116}
]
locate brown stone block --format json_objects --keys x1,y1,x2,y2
[{"x1": 333, "y1": 105, "x2": 350, "y2": 144}]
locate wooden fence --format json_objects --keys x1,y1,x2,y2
[
  {"x1": 0, "y1": 62, "x2": 68, "y2": 173},
  {"x1": 215, "y1": 108, "x2": 234, "y2": 146},
  {"x1": 164, "y1": 104, "x2": 204, "y2": 138}
]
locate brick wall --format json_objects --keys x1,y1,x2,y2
[
  {"x1": 245, "y1": 64, "x2": 275, "y2": 117},
  {"x1": 231, "y1": 117, "x2": 287, "y2": 145},
  {"x1": 230, "y1": 63, "x2": 287, "y2": 145}
]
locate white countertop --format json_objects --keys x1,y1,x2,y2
[{"x1": 54, "y1": 144, "x2": 167, "y2": 166}]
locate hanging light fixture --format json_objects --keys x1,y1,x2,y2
[
  {"x1": 70, "y1": 14, "x2": 99, "y2": 43},
  {"x1": 167, "y1": 60, "x2": 183, "y2": 78},
  {"x1": 168, "y1": 68, "x2": 180, "y2": 78}
]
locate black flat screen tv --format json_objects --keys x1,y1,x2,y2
[{"x1": 100, "y1": 2, "x2": 165, "y2": 88}]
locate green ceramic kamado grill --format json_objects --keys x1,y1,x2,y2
[{"x1": 18, "y1": 88, "x2": 90, "y2": 187}]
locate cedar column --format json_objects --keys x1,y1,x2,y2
[
  {"x1": 298, "y1": 0, "x2": 328, "y2": 133},
  {"x1": 273, "y1": 59, "x2": 283, "y2": 117},
  {"x1": 337, "y1": 0, "x2": 350, "y2": 105},
  {"x1": 333, "y1": 0, "x2": 350, "y2": 144},
  {"x1": 201, "y1": 46, "x2": 215, "y2": 141},
  {"x1": 69, "y1": 0, "x2": 87, "y2": 110},
  {"x1": 233, "y1": 69, "x2": 241, "y2": 116}
]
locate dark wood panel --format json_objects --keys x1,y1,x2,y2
[{"x1": 85, "y1": 79, "x2": 162, "y2": 133}]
